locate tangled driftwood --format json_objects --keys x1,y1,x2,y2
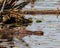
[{"x1": 0, "y1": 27, "x2": 43, "y2": 40}]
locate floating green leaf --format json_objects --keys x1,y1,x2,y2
[{"x1": 36, "y1": 20, "x2": 42, "y2": 23}]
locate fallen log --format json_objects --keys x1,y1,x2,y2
[
  {"x1": 2, "y1": 9, "x2": 60, "y2": 15},
  {"x1": 22, "y1": 10, "x2": 60, "y2": 14}
]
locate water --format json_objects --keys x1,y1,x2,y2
[
  {"x1": 22, "y1": 14, "x2": 60, "y2": 48},
  {"x1": 23, "y1": 0, "x2": 60, "y2": 10},
  {"x1": 15, "y1": 0, "x2": 60, "y2": 48}
]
